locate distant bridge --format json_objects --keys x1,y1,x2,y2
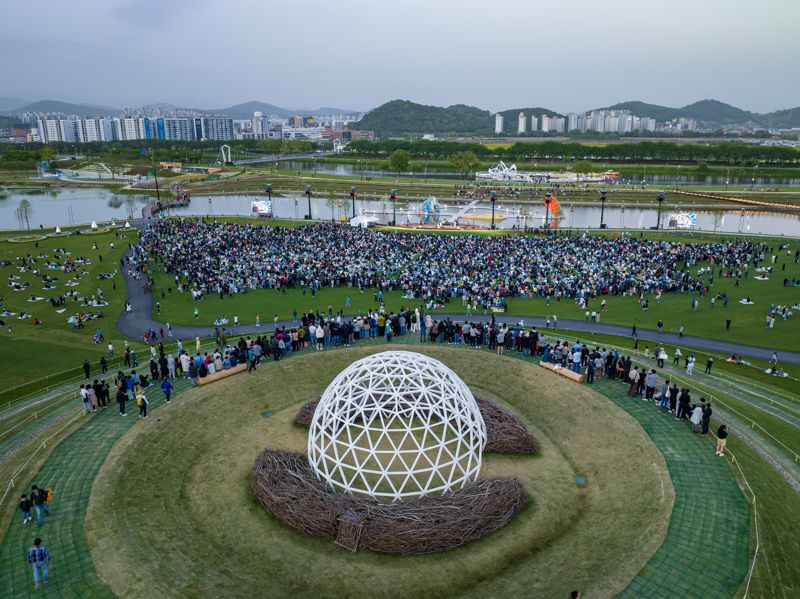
[{"x1": 232, "y1": 151, "x2": 332, "y2": 166}]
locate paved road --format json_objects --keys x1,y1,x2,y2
[{"x1": 117, "y1": 249, "x2": 800, "y2": 365}]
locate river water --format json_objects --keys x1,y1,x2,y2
[
  {"x1": 282, "y1": 160, "x2": 800, "y2": 188},
  {"x1": 1, "y1": 187, "x2": 799, "y2": 236}
]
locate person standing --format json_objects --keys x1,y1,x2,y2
[
  {"x1": 116, "y1": 384, "x2": 128, "y2": 416},
  {"x1": 704, "y1": 356, "x2": 714, "y2": 374},
  {"x1": 702, "y1": 402, "x2": 713, "y2": 435},
  {"x1": 716, "y1": 424, "x2": 729, "y2": 456},
  {"x1": 657, "y1": 319, "x2": 663, "y2": 334},
  {"x1": 160, "y1": 379, "x2": 173, "y2": 404},
  {"x1": 136, "y1": 387, "x2": 149, "y2": 419},
  {"x1": 83, "y1": 359, "x2": 90, "y2": 379},
  {"x1": 27, "y1": 538, "x2": 52, "y2": 590}
]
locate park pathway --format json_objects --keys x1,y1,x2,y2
[
  {"x1": 592, "y1": 379, "x2": 751, "y2": 598},
  {"x1": 0, "y1": 337, "x2": 751, "y2": 598},
  {"x1": 0, "y1": 376, "x2": 193, "y2": 598},
  {"x1": 115, "y1": 246, "x2": 800, "y2": 365}
]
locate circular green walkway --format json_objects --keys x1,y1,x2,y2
[{"x1": 0, "y1": 343, "x2": 751, "y2": 598}]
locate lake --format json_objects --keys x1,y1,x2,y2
[{"x1": 1, "y1": 187, "x2": 799, "y2": 236}]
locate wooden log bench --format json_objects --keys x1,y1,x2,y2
[
  {"x1": 538, "y1": 361, "x2": 585, "y2": 383},
  {"x1": 197, "y1": 363, "x2": 247, "y2": 385}
]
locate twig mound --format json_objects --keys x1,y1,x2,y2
[
  {"x1": 296, "y1": 395, "x2": 535, "y2": 454},
  {"x1": 251, "y1": 449, "x2": 528, "y2": 554}
]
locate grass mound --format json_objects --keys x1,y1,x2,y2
[{"x1": 86, "y1": 346, "x2": 673, "y2": 598}]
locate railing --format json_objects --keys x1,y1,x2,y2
[
  {"x1": 543, "y1": 330, "x2": 800, "y2": 464},
  {"x1": 0, "y1": 409, "x2": 84, "y2": 508}
]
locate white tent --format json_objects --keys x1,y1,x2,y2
[{"x1": 91, "y1": 220, "x2": 98, "y2": 229}]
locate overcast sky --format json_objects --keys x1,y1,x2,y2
[{"x1": 3, "y1": 0, "x2": 798, "y2": 113}]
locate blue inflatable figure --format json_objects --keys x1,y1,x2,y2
[{"x1": 421, "y1": 196, "x2": 440, "y2": 224}]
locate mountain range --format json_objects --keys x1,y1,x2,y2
[
  {"x1": 1, "y1": 99, "x2": 360, "y2": 119},
  {"x1": 351, "y1": 99, "x2": 800, "y2": 135}
]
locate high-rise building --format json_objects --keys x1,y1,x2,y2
[
  {"x1": 530, "y1": 115, "x2": 538, "y2": 132},
  {"x1": 252, "y1": 111, "x2": 264, "y2": 134},
  {"x1": 517, "y1": 112, "x2": 526, "y2": 134},
  {"x1": 567, "y1": 113, "x2": 579, "y2": 131},
  {"x1": 494, "y1": 113, "x2": 504, "y2": 134},
  {"x1": 291, "y1": 115, "x2": 304, "y2": 127},
  {"x1": 540, "y1": 115, "x2": 551, "y2": 133},
  {"x1": 552, "y1": 117, "x2": 565, "y2": 133}
]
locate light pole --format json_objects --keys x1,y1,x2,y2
[
  {"x1": 656, "y1": 191, "x2": 665, "y2": 229},
  {"x1": 490, "y1": 190, "x2": 497, "y2": 230},
  {"x1": 544, "y1": 193, "x2": 552, "y2": 229},
  {"x1": 599, "y1": 190, "x2": 607, "y2": 229},
  {"x1": 751, "y1": 164, "x2": 757, "y2": 191},
  {"x1": 350, "y1": 186, "x2": 357, "y2": 219},
  {"x1": 266, "y1": 183, "x2": 272, "y2": 206},
  {"x1": 305, "y1": 185, "x2": 312, "y2": 220},
  {"x1": 390, "y1": 189, "x2": 398, "y2": 226}
]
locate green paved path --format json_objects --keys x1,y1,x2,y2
[
  {"x1": 0, "y1": 377, "x2": 193, "y2": 598},
  {"x1": 0, "y1": 342, "x2": 752, "y2": 598},
  {"x1": 592, "y1": 379, "x2": 751, "y2": 598}
]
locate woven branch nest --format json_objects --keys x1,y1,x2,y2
[
  {"x1": 296, "y1": 394, "x2": 535, "y2": 454},
  {"x1": 251, "y1": 449, "x2": 528, "y2": 554}
]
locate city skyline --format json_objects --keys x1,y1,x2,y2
[{"x1": 2, "y1": 0, "x2": 799, "y2": 114}]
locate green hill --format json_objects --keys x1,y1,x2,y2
[{"x1": 351, "y1": 100, "x2": 492, "y2": 136}]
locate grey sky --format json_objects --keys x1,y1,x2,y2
[{"x1": 3, "y1": 0, "x2": 798, "y2": 113}]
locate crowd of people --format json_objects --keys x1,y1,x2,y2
[{"x1": 138, "y1": 221, "x2": 768, "y2": 311}]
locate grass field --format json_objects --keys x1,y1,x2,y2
[{"x1": 86, "y1": 346, "x2": 672, "y2": 598}]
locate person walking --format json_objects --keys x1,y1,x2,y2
[
  {"x1": 716, "y1": 424, "x2": 729, "y2": 456},
  {"x1": 31, "y1": 485, "x2": 49, "y2": 527},
  {"x1": 19, "y1": 493, "x2": 32, "y2": 524},
  {"x1": 99, "y1": 356, "x2": 108, "y2": 374},
  {"x1": 27, "y1": 537, "x2": 52, "y2": 590}
]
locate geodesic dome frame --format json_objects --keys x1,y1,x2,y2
[{"x1": 307, "y1": 351, "x2": 487, "y2": 501}]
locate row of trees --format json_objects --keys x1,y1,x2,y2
[
  {"x1": 0, "y1": 139, "x2": 319, "y2": 170},
  {"x1": 349, "y1": 139, "x2": 800, "y2": 166}
]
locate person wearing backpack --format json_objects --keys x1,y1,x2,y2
[
  {"x1": 31, "y1": 485, "x2": 50, "y2": 527},
  {"x1": 136, "y1": 387, "x2": 149, "y2": 419}
]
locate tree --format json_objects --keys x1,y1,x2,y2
[
  {"x1": 325, "y1": 194, "x2": 337, "y2": 222},
  {"x1": 15, "y1": 199, "x2": 33, "y2": 230},
  {"x1": 448, "y1": 151, "x2": 480, "y2": 179},
  {"x1": 387, "y1": 149, "x2": 411, "y2": 175},
  {"x1": 571, "y1": 160, "x2": 595, "y2": 174}
]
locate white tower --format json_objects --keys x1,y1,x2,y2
[{"x1": 518, "y1": 112, "x2": 526, "y2": 134}]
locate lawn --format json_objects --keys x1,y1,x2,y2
[
  {"x1": 0, "y1": 228, "x2": 199, "y2": 401},
  {"x1": 85, "y1": 346, "x2": 672, "y2": 598}
]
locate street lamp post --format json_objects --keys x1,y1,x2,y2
[
  {"x1": 490, "y1": 190, "x2": 497, "y2": 230},
  {"x1": 390, "y1": 189, "x2": 398, "y2": 226},
  {"x1": 656, "y1": 191, "x2": 665, "y2": 229},
  {"x1": 350, "y1": 186, "x2": 357, "y2": 219},
  {"x1": 544, "y1": 193, "x2": 552, "y2": 230},
  {"x1": 599, "y1": 190, "x2": 607, "y2": 229},
  {"x1": 751, "y1": 164, "x2": 757, "y2": 191},
  {"x1": 305, "y1": 185, "x2": 312, "y2": 220},
  {"x1": 266, "y1": 184, "x2": 272, "y2": 205}
]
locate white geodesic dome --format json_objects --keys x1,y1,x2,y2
[{"x1": 308, "y1": 351, "x2": 487, "y2": 501}]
